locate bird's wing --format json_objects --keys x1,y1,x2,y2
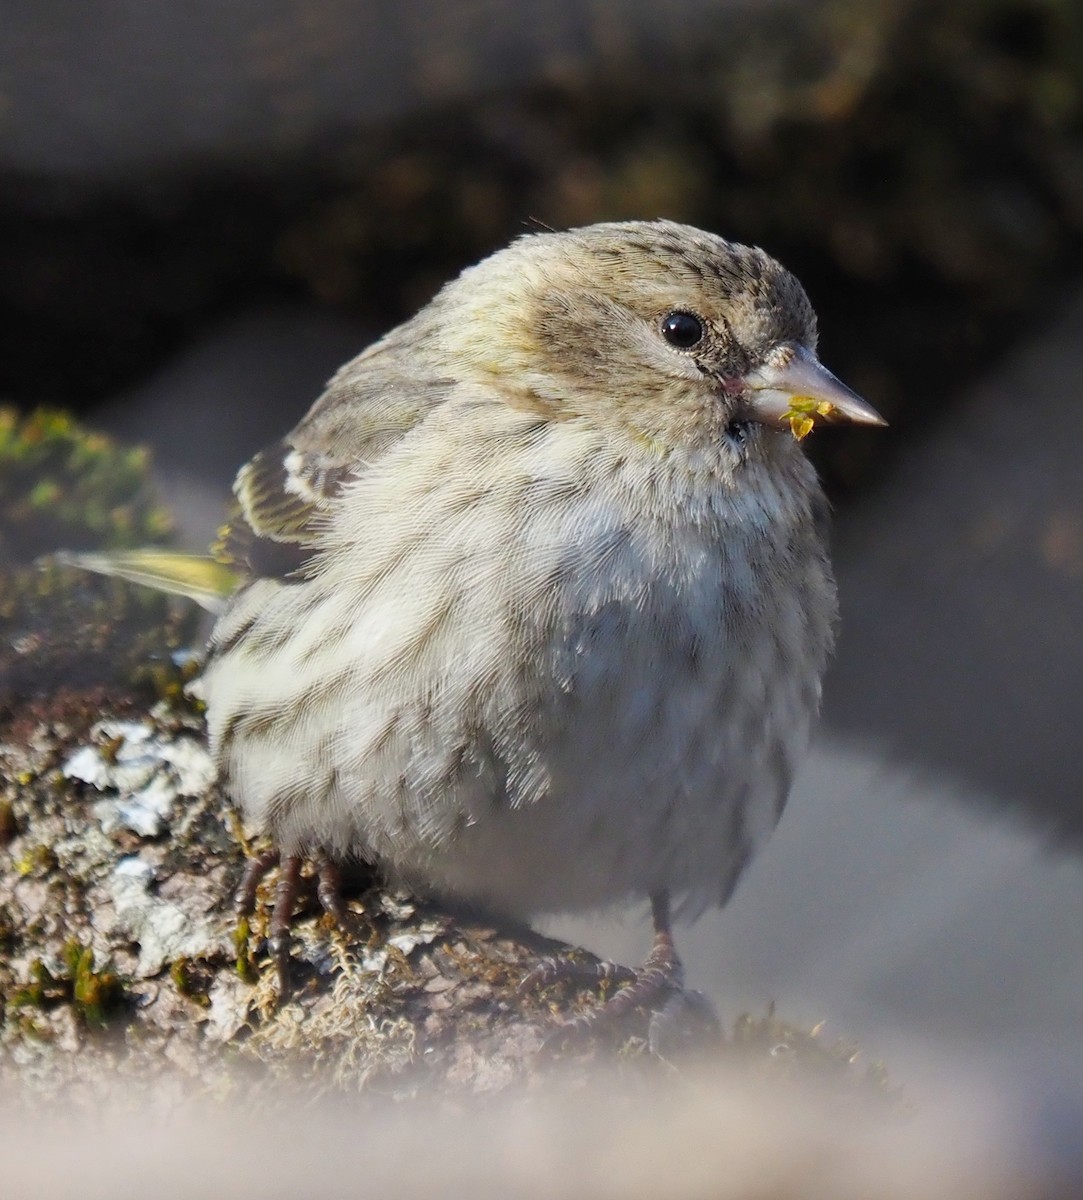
[{"x1": 218, "y1": 365, "x2": 454, "y2": 581}]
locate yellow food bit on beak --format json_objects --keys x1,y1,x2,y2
[
  {"x1": 782, "y1": 397, "x2": 837, "y2": 441},
  {"x1": 789, "y1": 415, "x2": 816, "y2": 440}
]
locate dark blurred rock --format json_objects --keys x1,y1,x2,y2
[
  {"x1": 93, "y1": 305, "x2": 370, "y2": 545},
  {"x1": 0, "y1": 0, "x2": 731, "y2": 178},
  {"x1": 4, "y1": 0, "x2": 1083, "y2": 837},
  {"x1": 4, "y1": 0, "x2": 1083, "y2": 512}
]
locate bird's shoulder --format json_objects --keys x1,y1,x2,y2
[{"x1": 216, "y1": 355, "x2": 456, "y2": 580}]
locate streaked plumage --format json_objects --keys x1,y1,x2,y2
[{"x1": 198, "y1": 220, "x2": 884, "y2": 996}]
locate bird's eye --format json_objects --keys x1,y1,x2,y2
[
  {"x1": 725, "y1": 419, "x2": 749, "y2": 447},
  {"x1": 660, "y1": 311, "x2": 704, "y2": 350}
]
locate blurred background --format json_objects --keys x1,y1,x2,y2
[{"x1": 2, "y1": 0, "x2": 1083, "y2": 1123}]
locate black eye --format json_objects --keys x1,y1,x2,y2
[
  {"x1": 725, "y1": 419, "x2": 749, "y2": 447},
  {"x1": 661, "y1": 311, "x2": 704, "y2": 350}
]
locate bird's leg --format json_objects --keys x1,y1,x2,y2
[
  {"x1": 234, "y1": 849, "x2": 357, "y2": 992},
  {"x1": 267, "y1": 854, "x2": 303, "y2": 992},
  {"x1": 591, "y1": 892, "x2": 684, "y2": 1023},
  {"x1": 315, "y1": 853, "x2": 350, "y2": 925},
  {"x1": 522, "y1": 891, "x2": 688, "y2": 1040},
  {"x1": 233, "y1": 847, "x2": 280, "y2": 915}
]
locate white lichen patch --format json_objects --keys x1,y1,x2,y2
[
  {"x1": 205, "y1": 972, "x2": 255, "y2": 1043},
  {"x1": 109, "y1": 854, "x2": 230, "y2": 977},
  {"x1": 62, "y1": 719, "x2": 216, "y2": 838},
  {"x1": 388, "y1": 924, "x2": 446, "y2": 959}
]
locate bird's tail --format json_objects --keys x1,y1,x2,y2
[{"x1": 53, "y1": 549, "x2": 237, "y2": 614}]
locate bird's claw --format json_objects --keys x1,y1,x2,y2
[
  {"x1": 518, "y1": 954, "x2": 637, "y2": 998},
  {"x1": 233, "y1": 849, "x2": 354, "y2": 994},
  {"x1": 521, "y1": 933, "x2": 690, "y2": 1050}
]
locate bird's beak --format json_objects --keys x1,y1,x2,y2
[{"x1": 741, "y1": 344, "x2": 887, "y2": 437}]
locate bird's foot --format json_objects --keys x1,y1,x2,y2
[
  {"x1": 519, "y1": 954, "x2": 639, "y2": 995},
  {"x1": 521, "y1": 892, "x2": 721, "y2": 1056},
  {"x1": 521, "y1": 926, "x2": 704, "y2": 1050},
  {"x1": 234, "y1": 850, "x2": 353, "y2": 993}
]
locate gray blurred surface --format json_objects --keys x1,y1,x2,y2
[
  {"x1": 827, "y1": 291, "x2": 1083, "y2": 839},
  {"x1": 546, "y1": 740, "x2": 1083, "y2": 1084},
  {"x1": 2, "y1": 0, "x2": 743, "y2": 178}
]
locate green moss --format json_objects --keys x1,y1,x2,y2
[
  {"x1": 65, "y1": 941, "x2": 125, "y2": 1029},
  {"x1": 729, "y1": 1004, "x2": 897, "y2": 1099},
  {"x1": 0, "y1": 407, "x2": 173, "y2": 565},
  {"x1": 132, "y1": 652, "x2": 206, "y2": 709},
  {"x1": 13, "y1": 1014, "x2": 53, "y2": 1043},
  {"x1": 14, "y1": 844, "x2": 58, "y2": 878},
  {"x1": 233, "y1": 917, "x2": 260, "y2": 984},
  {"x1": 170, "y1": 957, "x2": 212, "y2": 1007},
  {"x1": 0, "y1": 408, "x2": 203, "y2": 702},
  {"x1": 8, "y1": 940, "x2": 126, "y2": 1031},
  {"x1": 9, "y1": 959, "x2": 50, "y2": 1010}
]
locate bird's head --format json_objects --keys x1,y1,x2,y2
[{"x1": 434, "y1": 219, "x2": 884, "y2": 469}]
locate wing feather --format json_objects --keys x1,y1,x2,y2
[{"x1": 217, "y1": 361, "x2": 454, "y2": 581}]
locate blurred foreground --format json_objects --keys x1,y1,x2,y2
[{"x1": 1, "y1": 1070, "x2": 1068, "y2": 1200}]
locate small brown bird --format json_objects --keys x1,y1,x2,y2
[{"x1": 198, "y1": 220, "x2": 884, "y2": 1021}]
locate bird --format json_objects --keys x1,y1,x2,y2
[{"x1": 121, "y1": 220, "x2": 887, "y2": 1022}]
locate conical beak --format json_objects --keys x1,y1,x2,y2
[{"x1": 742, "y1": 344, "x2": 887, "y2": 432}]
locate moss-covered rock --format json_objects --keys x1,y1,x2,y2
[
  {"x1": 0, "y1": 408, "x2": 172, "y2": 565},
  {"x1": 0, "y1": 408, "x2": 197, "y2": 703}
]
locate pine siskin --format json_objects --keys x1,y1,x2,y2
[{"x1": 198, "y1": 219, "x2": 884, "y2": 1016}]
